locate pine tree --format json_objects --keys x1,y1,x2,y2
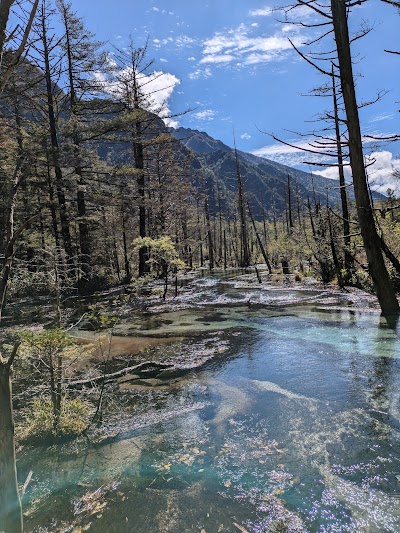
[{"x1": 57, "y1": 0, "x2": 107, "y2": 291}]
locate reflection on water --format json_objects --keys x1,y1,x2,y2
[{"x1": 20, "y1": 279, "x2": 400, "y2": 532}]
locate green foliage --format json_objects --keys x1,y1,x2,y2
[
  {"x1": 132, "y1": 274, "x2": 155, "y2": 288},
  {"x1": 16, "y1": 328, "x2": 88, "y2": 395},
  {"x1": 114, "y1": 164, "x2": 140, "y2": 176},
  {"x1": 86, "y1": 305, "x2": 118, "y2": 330},
  {"x1": 388, "y1": 266, "x2": 400, "y2": 293},
  {"x1": 348, "y1": 269, "x2": 375, "y2": 293},
  {"x1": 18, "y1": 328, "x2": 77, "y2": 358},
  {"x1": 314, "y1": 257, "x2": 335, "y2": 283},
  {"x1": 132, "y1": 236, "x2": 185, "y2": 272},
  {"x1": 8, "y1": 269, "x2": 50, "y2": 298},
  {"x1": 18, "y1": 398, "x2": 91, "y2": 442}
]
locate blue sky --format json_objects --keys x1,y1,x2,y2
[{"x1": 71, "y1": 0, "x2": 399, "y2": 192}]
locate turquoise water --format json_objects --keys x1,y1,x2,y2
[{"x1": 20, "y1": 282, "x2": 400, "y2": 532}]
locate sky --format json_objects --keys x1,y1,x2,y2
[{"x1": 69, "y1": 0, "x2": 400, "y2": 193}]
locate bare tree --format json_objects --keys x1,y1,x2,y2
[
  {"x1": 272, "y1": 0, "x2": 399, "y2": 314},
  {"x1": 0, "y1": 0, "x2": 39, "y2": 91},
  {"x1": 331, "y1": 0, "x2": 399, "y2": 313},
  {"x1": 0, "y1": 1, "x2": 39, "y2": 530}
]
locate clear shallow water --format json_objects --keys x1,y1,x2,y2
[{"x1": 20, "y1": 281, "x2": 400, "y2": 532}]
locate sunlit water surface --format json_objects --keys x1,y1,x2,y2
[{"x1": 20, "y1": 278, "x2": 400, "y2": 532}]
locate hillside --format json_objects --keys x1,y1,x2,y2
[{"x1": 172, "y1": 126, "x2": 381, "y2": 217}]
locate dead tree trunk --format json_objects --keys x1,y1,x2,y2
[
  {"x1": 121, "y1": 199, "x2": 131, "y2": 284},
  {"x1": 332, "y1": 63, "x2": 354, "y2": 274},
  {"x1": 247, "y1": 201, "x2": 272, "y2": 274},
  {"x1": 272, "y1": 191, "x2": 278, "y2": 241},
  {"x1": 62, "y1": 15, "x2": 91, "y2": 288},
  {"x1": 331, "y1": 0, "x2": 399, "y2": 314},
  {"x1": 234, "y1": 146, "x2": 250, "y2": 267},
  {"x1": 204, "y1": 196, "x2": 214, "y2": 271},
  {"x1": 132, "y1": 73, "x2": 149, "y2": 277},
  {"x1": 287, "y1": 174, "x2": 294, "y2": 231},
  {"x1": 328, "y1": 202, "x2": 344, "y2": 288},
  {"x1": 0, "y1": 173, "x2": 23, "y2": 529},
  {"x1": 0, "y1": 362, "x2": 22, "y2": 533},
  {"x1": 41, "y1": 7, "x2": 74, "y2": 270}
]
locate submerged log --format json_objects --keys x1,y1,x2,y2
[{"x1": 66, "y1": 361, "x2": 174, "y2": 389}]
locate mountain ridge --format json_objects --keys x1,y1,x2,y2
[{"x1": 171, "y1": 126, "x2": 378, "y2": 217}]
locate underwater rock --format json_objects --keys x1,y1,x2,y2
[
  {"x1": 210, "y1": 380, "x2": 251, "y2": 426},
  {"x1": 320, "y1": 465, "x2": 400, "y2": 532},
  {"x1": 250, "y1": 379, "x2": 318, "y2": 406}
]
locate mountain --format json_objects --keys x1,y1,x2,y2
[
  {"x1": 1, "y1": 61, "x2": 380, "y2": 221},
  {"x1": 172, "y1": 126, "x2": 382, "y2": 217}
]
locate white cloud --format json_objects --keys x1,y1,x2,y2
[
  {"x1": 370, "y1": 112, "x2": 396, "y2": 123},
  {"x1": 252, "y1": 138, "x2": 332, "y2": 166},
  {"x1": 167, "y1": 119, "x2": 180, "y2": 129},
  {"x1": 252, "y1": 139, "x2": 400, "y2": 195},
  {"x1": 153, "y1": 35, "x2": 195, "y2": 50},
  {"x1": 152, "y1": 6, "x2": 159, "y2": 12},
  {"x1": 314, "y1": 164, "x2": 352, "y2": 182},
  {"x1": 175, "y1": 35, "x2": 196, "y2": 48},
  {"x1": 193, "y1": 109, "x2": 215, "y2": 121},
  {"x1": 241, "y1": 133, "x2": 252, "y2": 140},
  {"x1": 198, "y1": 23, "x2": 306, "y2": 67},
  {"x1": 159, "y1": 58, "x2": 168, "y2": 63},
  {"x1": 98, "y1": 66, "x2": 181, "y2": 128},
  {"x1": 245, "y1": 52, "x2": 274, "y2": 64},
  {"x1": 250, "y1": 4, "x2": 319, "y2": 22},
  {"x1": 200, "y1": 54, "x2": 235, "y2": 64},
  {"x1": 189, "y1": 67, "x2": 212, "y2": 80},
  {"x1": 366, "y1": 152, "x2": 400, "y2": 193},
  {"x1": 188, "y1": 56, "x2": 196, "y2": 61},
  {"x1": 249, "y1": 7, "x2": 274, "y2": 17},
  {"x1": 317, "y1": 151, "x2": 400, "y2": 194}
]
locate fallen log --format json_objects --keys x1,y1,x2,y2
[{"x1": 66, "y1": 361, "x2": 174, "y2": 389}]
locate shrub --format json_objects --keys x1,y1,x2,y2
[
  {"x1": 349, "y1": 269, "x2": 374, "y2": 293},
  {"x1": 18, "y1": 397, "x2": 92, "y2": 442},
  {"x1": 388, "y1": 267, "x2": 400, "y2": 293},
  {"x1": 8, "y1": 270, "x2": 50, "y2": 298}
]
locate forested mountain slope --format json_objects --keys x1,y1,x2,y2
[{"x1": 172, "y1": 126, "x2": 383, "y2": 216}]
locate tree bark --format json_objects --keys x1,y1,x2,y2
[
  {"x1": 234, "y1": 147, "x2": 250, "y2": 268},
  {"x1": 204, "y1": 196, "x2": 214, "y2": 271},
  {"x1": 132, "y1": 77, "x2": 149, "y2": 277},
  {"x1": 0, "y1": 1, "x2": 15, "y2": 59},
  {"x1": 247, "y1": 201, "x2": 272, "y2": 274},
  {"x1": 121, "y1": 200, "x2": 131, "y2": 284},
  {"x1": 332, "y1": 64, "x2": 353, "y2": 273},
  {"x1": 0, "y1": 364, "x2": 23, "y2": 533},
  {"x1": 331, "y1": 0, "x2": 399, "y2": 314},
  {"x1": 287, "y1": 174, "x2": 294, "y2": 231},
  {"x1": 41, "y1": 6, "x2": 73, "y2": 268},
  {"x1": 62, "y1": 6, "x2": 91, "y2": 287}
]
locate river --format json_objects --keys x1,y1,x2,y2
[{"x1": 19, "y1": 274, "x2": 400, "y2": 532}]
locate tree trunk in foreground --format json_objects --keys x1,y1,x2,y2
[
  {"x1": 0, "y1": 365, "x2": 22, "y2": 533},
  {"x1": 331, "y1": 0, "x2": 399, "y2": 314}
]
